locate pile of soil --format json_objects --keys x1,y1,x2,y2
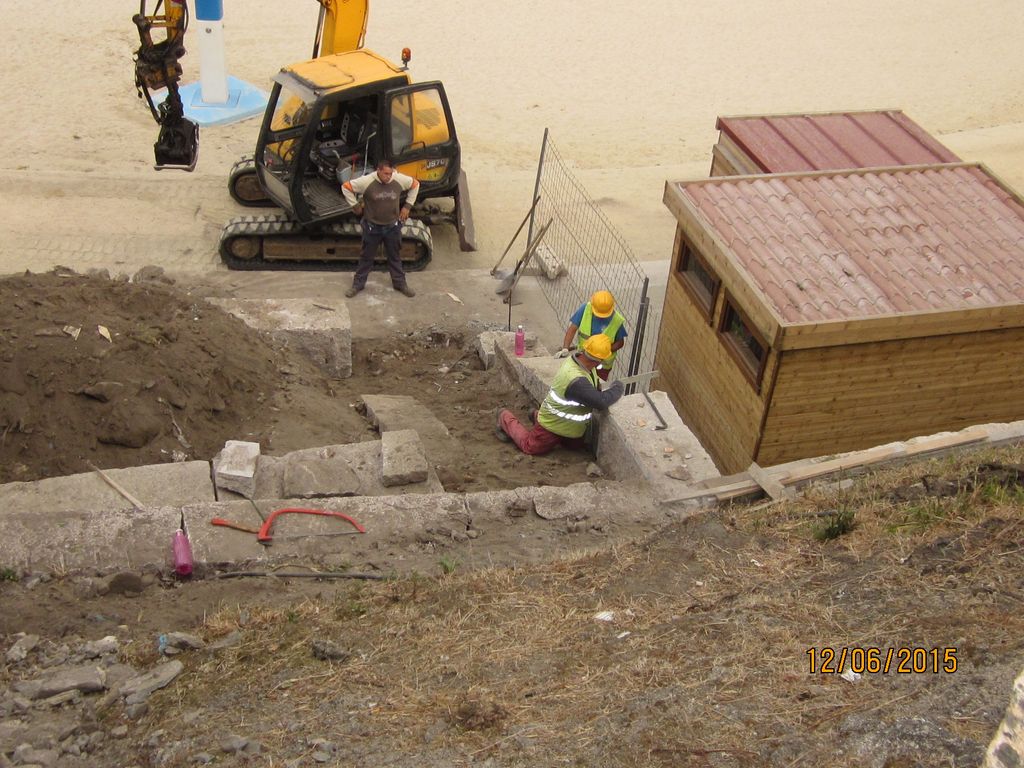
[{"x1": 0, "y1": 269, "x2": 592, "y2": 491}]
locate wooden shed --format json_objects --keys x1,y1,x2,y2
[
  {"x1": 656, "y1": 162, "x2": 1024, "y2": 473},
  {"x1": 710, "y1": 110, "x2": 960, "y2": 177}
]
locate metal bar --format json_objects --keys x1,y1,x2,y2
[
  {"x1": 643, "y1": 391, "x2": 668, "y2": 430},
  {"x1": 526, "y1": 128, "x2": 548, "y2": 257},
  {"x1": 491, "y1": 195, "x2": 541, "y2": 275}
]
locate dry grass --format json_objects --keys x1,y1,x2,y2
[{"x1": 137, "y1": 444, "x2": 1024, "y2": 766}]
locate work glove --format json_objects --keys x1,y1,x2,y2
[{"x1": 554, "y1": 348, "x2": 571, "y2": 358}]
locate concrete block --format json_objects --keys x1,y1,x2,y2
[
  {"x1": 533, "y1": 482, "x2": 600, "y2": 520},
  {"x1": 982, "y1": 419, "x2": 1024, "y2": 447},
  {"x1": 361, "y1": 394, "x2": 452, "y2": 452},
  {"x1": 208, "y1": 298, "x2": 352, "y2": 378},
  {"x1": 0, "y1": 461, "x2": 214, "y2": 517},
  {"x1": 596, "y1": 391, "x2": 719, "y2": 502},
  {"x1": 533, "y1": 243, "x2": 567, "y2": 279},
  {"x1": 281, "y1": 457, "x2": 362, "y2": 498},
  {"x1": 381, "y1": 429, "x2": 429, "y2": 487},
  {"x1": 219, "y1": 442, "x2": 444, "y2": 502},
  {"x1": 213, "y1": 440, "x2": 261, "y2": 499},
  {"x1": 476, "y1": 330, "x2": 545, "y2": 370}
]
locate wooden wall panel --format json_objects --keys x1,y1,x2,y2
[
  {"x1": 655, "y1": 249, "x2": 774, "y2": 472},
  {"x1": 758, "y1": 328, "x2": 1024, "y2": 465}
]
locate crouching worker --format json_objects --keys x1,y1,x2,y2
[{"x1": 495, "y1": 334, "x2": 624, "y2": 455}]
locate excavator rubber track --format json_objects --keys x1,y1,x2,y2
[
  {"x1": 219, "y1": 212, "x2": 433, "y2": 272},
  {"x1": 227, "y1": 156, "x2": 274, "y2": 207}
]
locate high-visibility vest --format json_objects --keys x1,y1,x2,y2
[
  {"x1": 577, "y1": 304, "x2": 626, "y2": 369},
  {"x1": 537, "y1": 357, "x2": 599, "y2": 439}
]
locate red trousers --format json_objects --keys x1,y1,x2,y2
[{"x1": 499, "y1": 410, "x2": 586, "y2": 455}]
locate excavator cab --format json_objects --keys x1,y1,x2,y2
[
  {"x1": 220, "y1": 48, "x2": 475, "y2": 270},
  {"x1": 254, "y1": 54, "x2": 461, "y2": 226}
]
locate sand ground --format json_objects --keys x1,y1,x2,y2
[{"x1": 1, "y1": 0, "x2": 1022, "y2": 282}]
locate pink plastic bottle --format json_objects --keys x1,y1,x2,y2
[
  {"x1": 172, "y1": 511, "x2": 193, "y2": 578},
  {"x1": 514, "y1": 325, "x2": 525, "y2": 357}
]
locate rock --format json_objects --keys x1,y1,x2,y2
[
  {"x1": 132, "y1": 265, "x2": 173, "y2": 285},
  {"x1": 97, "y1": 571, "x2": 145, "y2": 596},
  {"x1": 158, "y1": 632, "x2": 205, "y2": 655},
  {"x1": 213, "y1": 440, "x2": 261, "y2": 499},
  {"x1": 17, "y1": 665, "x2": 107, "y2": 700},
  {"x1": 80, "y1": 636, "x2": 119, "y2": 658},
  {"x1": 380, "y1": 429, "x2": 429, "y2": 487},
  {"x1": 120, "y1": 659, "x2": 184, "y2": 704},
  {"x1": 6, "y1": 634, "x2": 40, "y2": 663},
  {"x1": 77, "y1": 381, "x2": 125, "y2": 403},
  {"x1": 125, "y1": 702, "x2": 148, "y2": 719},
  {"x1": 208, "y1": 630, "x2": 243, "y2": 650},
  {"x1": 97, "y1": 399, "x2": 163, "y2": 448},
  {"x1": 586, "y1": 462, "x2": 604, "y2": 477},
  {"x1": 111, "y1": 725, "x2": 129, "y2": 739},
  {"x1": 13, "y1": 745, "x2": 59, "y2": 767},
  {"x1": 220, "y1": 735, "x2": 261, "y2": 756},
  {"x1": 310, "y1": 639, "x2": 350, "y2": 662},
  {"x1": 281, "y1": 457, "x2": 361, "y2": 498}
]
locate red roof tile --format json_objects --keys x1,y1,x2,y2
[
  {"x1": 672, "y1": 164, "x2": 1024, "y2": 325},
  {"x1": 716, "y1": 111, "x2": 961, "y2": 173}
]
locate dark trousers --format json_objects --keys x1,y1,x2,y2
[{"x1": 352, "y1": 220, "x2": 407, "y2": 288}]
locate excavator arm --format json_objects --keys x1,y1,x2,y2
[
  {"x1": 132, "y1": 0, "x2": 199, "y2": 170},
  {"x1": 312, "y1": 0, "x2": 369, "y2": 57}
]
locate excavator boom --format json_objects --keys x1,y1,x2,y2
[
  {"x1": 132, "y1": 0, "x2": 199, "y2": 171},
  {"x1": 313, "y1": 0, "x2": 369, "y2": 57}
]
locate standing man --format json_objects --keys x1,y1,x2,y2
[
  {"x1": 496, "y1": 334, "x2": 624, "y2": 455},
  {"x1": 341, "y1": 158, "x2": 419, "y2": 298},
  {"x1": 556, "y1": 290, "x2": 627, "y2": 381}
]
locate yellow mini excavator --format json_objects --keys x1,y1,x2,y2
[{"x1": 132, "y1": 0, "x2": 474, "y2": 270}]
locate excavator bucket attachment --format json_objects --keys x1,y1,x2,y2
[{"x1": 154, "y1": 114, "x2": 199, "y2": 171}]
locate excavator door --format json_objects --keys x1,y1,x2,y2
[{"x1": 383, "y1": 82, "x2": 460, "y2": 199}]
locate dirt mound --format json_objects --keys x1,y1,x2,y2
[{"x1": 0, "y1": 269, "x2": 593, "y2": 490}]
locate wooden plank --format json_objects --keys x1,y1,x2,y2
[
  {"x1": 780, "y1": 445, "x2": 905, "y2": 485},
  {"x1": 779, "y1": 304, "x2": 1024, "y2": 350},
  {"x1": 747, "y1": 462, "x2": 794, "y2": 500},
  {"x1": 902, "y1": 426, "x2": 989, "y2": 456}
]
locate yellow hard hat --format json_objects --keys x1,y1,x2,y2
[
  {"x1": 590, "y1": 290, "x2": 615, "y2": 318},
  {"x1": 581, "y1": 333, "x2": 612, "y2": 362}
]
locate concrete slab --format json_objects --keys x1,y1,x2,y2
[
  {"x1": 597, "y1": 391, "x2": 719, "y2": 501},
  {"x1": 281, "y1": 457, "x2": 362, "y2": 498},
  {"x1": 219, "y1": 442, "x2": 444, "y2": 502},
  {"x1": 360, "y1": 394, "x2": 453, "y2": 456},
  {"x1": 493, "y1": 335, "x2": 559, "y2": 403},
  {"x1": 212, "y1": 440, "x2": 260, "y2": 499},
  {"x1": 0, "y1": 461, "x2": 214, "y2": 517},
  {"x1": 381, "y1": 429, "x2": 429, "y2": 487},
  {"x1": 207, "y1": 298, "x2": 352, "y2": 379}
]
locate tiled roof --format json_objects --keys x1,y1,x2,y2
[
  {"x1": 672, "y1": 164, "x2": 1024, "y2": 324},
  {"x1": 716, "y1": 111, "x2": 960, "y2": 173}
]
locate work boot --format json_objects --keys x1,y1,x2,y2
[
  {"x1": 494, "y1": 408, "x2": 512, "y2": 443},
  {"x1": 393, "y1": 283, "x2": 416, "y2": 298},
  {"x1": 345, "y1": 284, "x2": 363, "y2": 298}
]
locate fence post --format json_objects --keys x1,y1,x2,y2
[
  {"x1": 625, "y1": 280, "x2": 651, "y2": 396},
  {"x1": 526, "y1": 128, "x2": 549, "y2": 254}
]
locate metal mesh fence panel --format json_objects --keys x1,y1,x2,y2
[{"x1": 525, "y1": 129, "x2": 661, "y2": 390}]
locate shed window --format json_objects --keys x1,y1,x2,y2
[
  {"x1": 676, "y1": 239, "x2": 720, "y2": 320},
  {"x1": 719, "y1": 297, "x2": 768, "y2": 388}
]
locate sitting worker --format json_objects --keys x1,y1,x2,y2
[
  {"x1": 555, "y1": 290, "x2": 627, "y2": 381},
  {"x1": 496, "y1": 334, "x2": 624, "y2": 455}
]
